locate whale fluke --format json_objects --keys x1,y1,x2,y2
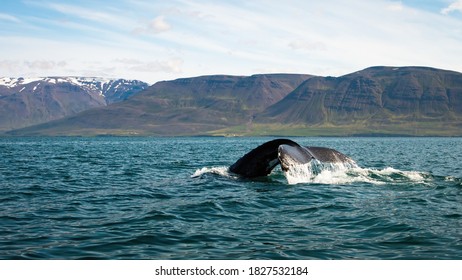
[
  {"x1": 229, "y1": 139, "x2": 355, "y2": 178},
  {"x1": 229, "y1": 139, "x2": 300, "y2": 178},
  {"x1": 278, "y1": 145, "x2": 355, "y2": 172},
  {"x1": 277, "y1": 144, "x2": 313, "y2": 172}
]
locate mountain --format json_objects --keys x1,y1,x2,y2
[
  {"x1": 6, "y1": 74, "x2": 311, "y2": 136},
  {"x1": 5, "y1": 67, "x2": 462, "y2": 136},
  {"x1": 253, "y1": 66, "x2": 462, "y2": 136},
  {"x1": 0, "y1": 77, "x2": 149, "y2": 131}
]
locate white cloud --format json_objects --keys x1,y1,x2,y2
[
  {"x1": 387, "y1": 1, "x2": 405, "y2": 12},
  {"x1": 113, "y1": 58, "x2": 143, "y2": 65},
  {"x1": 0, "y1": 60, "x2": 68, "y2": 77},
  {"x1": 25, "y1": 60, "x2": 67, "y2": 70},
  {"x1": 126, "y1": 58, "x2": 183, "y2": 73},
  {"x1": 149, "y1": 16, "x2": 171, "y2": 33},
  {"x1": 441, "y1": 0, "x2": 462, "y2": 14},
  {"x1": 45, "y1": 3, "x2": 119, "y2": 24},
  {"x1": 0, "y1": 13, "x2": 21, "y2": 23},
  {"x1": 288, "y1": 40, "x2": 327, "y2": 51},
  {"x1": 133, "y1": 16, "x2": 172, "y2": 35},
  {"x1": 0, "y1": 60, "x2": 22, "y2": 74},
  {"x1": 2, "y1": 0, "x2": 462, "y2": 83}
]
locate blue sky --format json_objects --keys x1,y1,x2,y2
[{"x1": 1, "y1": 0, "x2": 461, "y2": 84}]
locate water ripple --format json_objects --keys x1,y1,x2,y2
[{"x1": 1, "y1": 137, "x2": 461, "y2": 259}]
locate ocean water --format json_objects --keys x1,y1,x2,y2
[{"x1": 0, "y1": 137, "x2": 461, "y2": 259}]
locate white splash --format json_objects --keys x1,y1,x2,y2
[
  {"x1": 283, "y1": 161, "x2": 429, "y2": 185},
  {"x1": 191, "y1": 166, "x2": 231, "y2": 178},
  {"x1": 192, "y1": 162, "x2": 430, "y2": 186},
  {"x1": 284, "y1": 160, "x2": 360, "y2": 185}
]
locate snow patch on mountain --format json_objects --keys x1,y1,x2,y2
[
  {"x1": 0, "y1": 76, "x2": 149, "y2": 97},
  {"x1": 0, "y1": 77, "x2": 43, "y2": 87}
]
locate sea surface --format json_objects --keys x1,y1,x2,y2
[{"x1": 0, "y1": 137, "x2": 461, "y2": 259}]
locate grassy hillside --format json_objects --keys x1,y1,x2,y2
[{"x1": 211, "y1": 121, "x2": 462, "y2": 137}]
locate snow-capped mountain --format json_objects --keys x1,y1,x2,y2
[
  {"x1": 0, "y1": 77, "x2": 149, "y2": 103},
  {"x1": 0, "y1": 76, "x2": 149, "y2": 131}
]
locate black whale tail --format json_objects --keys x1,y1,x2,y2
[
  {"x1": 229, "y1": 139, "x2": 355, "y2": 178},
  {"x1": 228, "y1": 139, "x2": 300, "y2": 178}
]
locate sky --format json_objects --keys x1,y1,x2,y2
[{"x1": 0, "y1": 0, "x2": 461, "y2": 84}]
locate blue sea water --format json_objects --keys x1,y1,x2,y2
[{"x1": 0, "y1": 137, "x2": 461, "y2": 259}]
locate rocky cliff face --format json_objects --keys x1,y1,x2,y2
[{"x1": 0, "y1": 77, "x2": 149, "y2": 131}]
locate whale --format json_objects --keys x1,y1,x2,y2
[{"x1": 229, "y1": 139, "x2": 355, "y2": 178}]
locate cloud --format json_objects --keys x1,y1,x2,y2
[
  {"x1": 116, "y1": 57, "x2": 183, "y2": 73},
  {"x1": 25, "y1": 60, "x2": 67, "y2": 70},
  {"x1": 387, "y1": 2, "x2": 405, "y2": 12},
  {"x1": 288, "y1": 40, "x2": 327, "y2": 51},
  {"x1": 0, "y1": 60, "x2": 68, "y2": 77},
  {"x1": 0, "y1": 60, "x2": 22, "y2": 74},
  {"x1": 0, "y1": 59, "x2": 67, "y2": 70},
  {"x1": 441, "y1": 0, "x2": 462, "y2": 14},
  {"x1": 133, "y1": 16, "x2": 171, "y2": 35},
  {"x1": 113, "y1": 58, "x2": 143, "y2": 65},
  {"x1": 2, "y1": 0, "x2": 462, "y2": 84},
  {"x1": 149, "y1": 16, "x2": 172, "y2": 33},
  {"x1": 44, "y1": 3, "x2": 119, "y2": 24},
  {"x1": 0, "y1": 13, "x2": 21, "y2": 23}
]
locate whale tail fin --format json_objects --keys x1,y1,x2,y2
[
  {"x1": 229, "y1": 139, "x2": 355, "y2": 179},
  {"x1": 229, "y1": 139, "x2": 299, "y2": 178},
  {"x1": 277, "y1": 144, "x2": 314, "y2": 172}
]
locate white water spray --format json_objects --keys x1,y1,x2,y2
[
  {"x1": 191, "y1": 166, "x2": 231, "y2": 178},
  {"x1": 192, "y1": 163, "x2": 430, "y2": 185},
  {"x1": 282, "y1": 160, "x2": 429, "y2": 185}
]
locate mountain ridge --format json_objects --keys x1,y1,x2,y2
[
  {"x1": 257, "y1": 66, "x2": 462, "y2": 123},
  {"x1": 6, "y1": 73, "x2": 310, "y2": 136},
  {"x1": 4, "y1": 67, "x2": 462, "y2": 136},
  {"x1": 0, "y1": 77, "x2": 149, "y2": 131}
]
